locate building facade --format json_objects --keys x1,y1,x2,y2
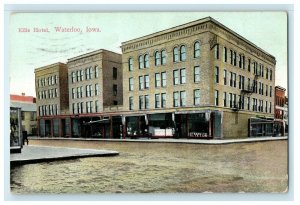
[
  {"x1": 121, "y1": 17, "x2": 276, "y2": 139},
  {"x1": 10, "y1": 93, "x2": 37, "y2": 136},
  {"x1": 34, "y1": 17, "x2": 278, "y2": 139},
  {"x1": 35, "y1": 63, "x2": 69, "y2": 137},
  {"x1": 274, "y1": 86, "x2": 287, "y2": 136},
  {"x1": 66, "y1": 49, "x2": 123, "y2": 138}
]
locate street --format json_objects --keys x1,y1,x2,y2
[{"x1": 10, "y1": 139, "x2": 288, "y2": 193}]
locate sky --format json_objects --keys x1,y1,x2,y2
[{"x1": 8, "y1": 12, "x2": 287, "y2": 97}]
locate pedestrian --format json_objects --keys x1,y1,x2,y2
[{"x1": 22, "y1": 131, "x2": 29, "y2": 145}]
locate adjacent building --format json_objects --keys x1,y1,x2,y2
[
  {"x1": 274, "y1": 86, "x2": 288, "y2": 136},
  {"x1": 121, "y1": 17, "x2": 276, "y2": 139},
  {"x1": 35, "y1": 62, "x2": 69, "y2": 137},
  {"x1": 67, "y1": 49, "x2": 123, "y2": 138},
  {"x1": 10, "y1": 93, "x2": 37, "y2": 135}
]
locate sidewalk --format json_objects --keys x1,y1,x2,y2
[
  {"x1": 29, "y1": 136, "x2": 288, "y2": 145},
  {"x1": 10, "y1": 145, "x2": 119, "y2": 166}
]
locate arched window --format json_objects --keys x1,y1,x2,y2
[
  {"x1": 144, "y1": 54, "x2": 149, "y2": 68},
  {"x1": 173, "y1": 47, "x2": 179, "y2": 62},
  {"x1": 180, "y1": 45, "x2": 186, "y2": 61},
  {"x1": 128, "y1": 57, "x2": 133, "y2": 71},
  {"x1": 139, "y1": 55, "x2": 144, "y2": 69},
  {"x1": 194, "y1": 41, "x2": 201, "y2": 58},
  {"x1": 155, "y1": 51, "x2": 161, "y2": 66},
  {"x1": 161, "y1": 50, "x2": 167, "y2": 65}
]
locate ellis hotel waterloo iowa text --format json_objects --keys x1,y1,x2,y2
[{"x1": 34, "y1": 17, "x2": 277, "y2": 140}]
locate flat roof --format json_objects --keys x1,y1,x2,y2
[
  {"x1": 67, "y1": 49, "x2": 121, "y2": 62},
  {"x1": 35, "y1": 62, "x2": 66, "y2": 72},
  {"x1": 121, "y1": 16, "x2": 275, "y2": 61}
]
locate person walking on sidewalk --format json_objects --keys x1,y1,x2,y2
[{"x1": 22, "y1": 131, "x2": 29, "y2": 145}]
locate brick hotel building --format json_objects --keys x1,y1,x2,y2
[{"x1": 35, "y1": 17, "x2": 276, "y2": 139}]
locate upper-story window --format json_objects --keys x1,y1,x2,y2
[
  {"x1": 95, "y1": 65, "x2": 99, "y2": 78},
  {"x1": 173, "y1": 47, "x2": 179, "y2": 62},
  {"x1": 113, "y1": 84, "x2": 118, "y2": 96},
  {"x1": 113, "y1": 67, "x2": 117, "y2": 80},
  {"x1": 139, "y1": 55, "x2": 144, "y2": 69},
  {"x1": 223, "y1": 47, "x2": 227, "y2": 63},
  {"x1": 194, "y1": 66, "x2": 200, "y2": 83},
  {"x1": 144, "y1": 54, "x2": 149, "y2": 68},
  {"x1": 129, "y1": 77, "x2": 134, "y2": 91},
  {"x1": 214, "y1": 45, "x2": 219, "y2": 59},
  {"x1": 128, "y1": 58, "x2": 133, "y2": 71},
  {"x1": 180, "y1": 45, "x2": 186, "y2": 61},
  {"x1": 161, "y1": 50, "x2": 167, "y2": 65},
  {"x1": 76, "y1": 70, "x2": 80, "y2": 82},
  {"x1": 155, "y1": 51, "x2": 161, "y2": 66},
  {"x1": 270, "y1": 70, "x2": 273, "y2": 81},
  {"x1": 71, "y1": 72, "x2": 76, "y2": 83},
  {"x1": 194, "y1": 41, "x2": 201, "y2": 58},
  {"x1": 80, "y1": 70, "x2": 84, "y2": 81}
]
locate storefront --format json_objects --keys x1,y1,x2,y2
[
  {"x1": 249, "y1": 117, "x2": 274, "y2": 137},
  {"x1": 148, "y1": 113, "x2": 174, "y2": 138}
]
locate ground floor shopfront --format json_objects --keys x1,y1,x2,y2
[{"x1": 37, "y1": 109, "x2": 278, "y2": 139}]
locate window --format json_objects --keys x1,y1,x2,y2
[
  {"x1": 214, "y1": 45, "x2": 219, "y2": 59},
  {"x1": 215, "y1": 90, "x2": 219, "y2": 106},
  {"x1": 155, "y1": 73, "x2": 161, "y2": 88},
  {"x1": 230, "y1": 50, "x2": 233, "y2": 64},
  {"x1": 270, "y1": 70, "x2": 273, "y2": 81},
  {"x1": 144, "y1": 54, "x2": 149, "y2": 68},
  {"x1": 95, "y1": 100, "x2": 99, "y2": 113},
  {"x1": 261, "y1": 65, "x2": 264, "y2": 77},
  {"x1": 85, "y1": 68, "x2": 89, "y2": 80},
  {"x1": 233, "y1": 51, "x2": 237, "y2": 66},
  {"x1": 161, "y1": 72, "x2": 167, "y2": 87},
  {"x1": 86, "y1": 101, "x2": 91, "y2": 113},
  {"x1": 230, "y1": 72, "x2": 233, "y2": 87},
  {"x1": 161, "y1": 50, "x2": 167, "y2": 65},
  {"x1": 265, "y1": 101, "x2": 268, "y2": 113},
  {"x1": 247, "y1": 97, "x2": 250, "y2": 110},
  {"x1": 180, "y1": 69, "x2": 186, "y2": 84},
  {"x1": 270, "y1": 86, "x2": 272, "y2": 97},
  {"x1": 248, "y1": 59, "x2": 251, "y2": 72},
  {"x1": 233, "y1": 94, "x2": 237, "y2": 108},
  {"x1": 155, "y1": 94, "x2": 160, "y2": 108},
  {"x1": 144, "y1": 75, "x2": 149, "y2": 89},
  {"x1": 223, "y1": 47, "x2": 227, "y2": 63},
  {"x1": 113, "y1": 84, "x2": 118, "y2": 96},
  {"x1": 139, "y1": 76, "x2": 144, "y2": 90},
  {"x1": 72, "y1": 103, "x2": 76, "y2": 114},
  {"x1": 80, "y1": 70, "x2": 84, "y2": 81},
  {"x1": 180, "y1": 45, "x2": 186, "y2": 61},
  {"x1": 173, "y1": 92, "x2": 179, "y2": 107},
  {"x1": 223, "y1": 92, "x2": 227, "y2": 107},
  {"x1": 233, "y1": 73, "x2": 236, "y2": 87},
  {"x1": 261, "y1": 83, "x2": 264, "y2": 96},
  {"x1": 269, "y1": 102, "x2": 272, "y2": 113},
  {"x1": 128, "y1": 58, "x2": 133, "y2": 71},
  {"x1": 161, "y1": 93, "x2": 166, "y2": 108},
  {"x1": 194, "y1": 89, "x2": 200, "y2": 105},
  {"x1": 238, "y1": 54, "x2": 242, "y2": 68},
  {"x1": 129, "y1": 78, "x2": 134, "y2": 91},
  {"x1": 77, "y1": 87, "x2": 80, "y2": 98},
  {"x1": 180, "y1": 91, "x2": 186, "y2": 107},
  {"x1": 95, "y1": 84, "x2": 99, "y2": 96},
  {"x1": 54, "y1": 75, "x2": 57, "y2": 84},
  {"x1": 155, "y1": 51, "x2": 161, "y2": 66},
  {"x1": 95, "y1": 65, "x2": 99, "y2": 78},
  {"x1": 76, "y1": 70, "x2": 80, "y2": 81},
  {"x1": 224, "y1": 69, "x2": 227, "y2": 85},
  {"x1": 129, "y1": 97, "x2": 133, "y2": 110},
  {"x1": 139, "y1": 96, "x2": 144, "y2": 110},
  {"x1": 113, "y1": 67, "x2": 117, "y2": 80},
  {"x1": 72, "y1": 72, "x2": 76, "y2": 83},
  {"x1": 86, "y1": 85, "x2": 90, "y2": 97},
  {"x1": 80, "y1": 86, "x2": 83, "y2": 98},
  {"x1": 89, "y1": 67, "x2": 93, "y2": 79},
  {"x1": 139, "y1": 55, "x2": 144, "y2": 69},
  {"x1": 215, "y1": 66, "x2": 219, "y2": 83},
  {"x1": 55, "y1": 88, "x2": 58, "y2": 98},
  {"x1": 173, "y1": 47, "x2": 179, "y2": 62},
  {"x1": 194, "y1": 66, "x2": 200, "y2": 83},
  {"x1": 266, "y1": 85, "x2": 268, "y2": 96},
  {"x1": 266, "y1": 68, "x2": 269, "y2": 79},
  {"x1": 145, "y1": 95, "x2": 149, "y2": 109},
  {"x1": 194, "y1": 41, "x2": 201, "y2": 58},
  {"x1": 173, "y1": 70, "x2": 179, "y2": 85}
]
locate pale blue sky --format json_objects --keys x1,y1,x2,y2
[{"x1": 9, "y1": 12, "x2": 287, "y2": 97}]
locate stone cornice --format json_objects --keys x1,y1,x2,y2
[
  {"x1": 209, "y1": 22, "x2": 276, "y2": 65},
  {"x1": 121, "y1": 17, "x2": 276, "y2": 65}
]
